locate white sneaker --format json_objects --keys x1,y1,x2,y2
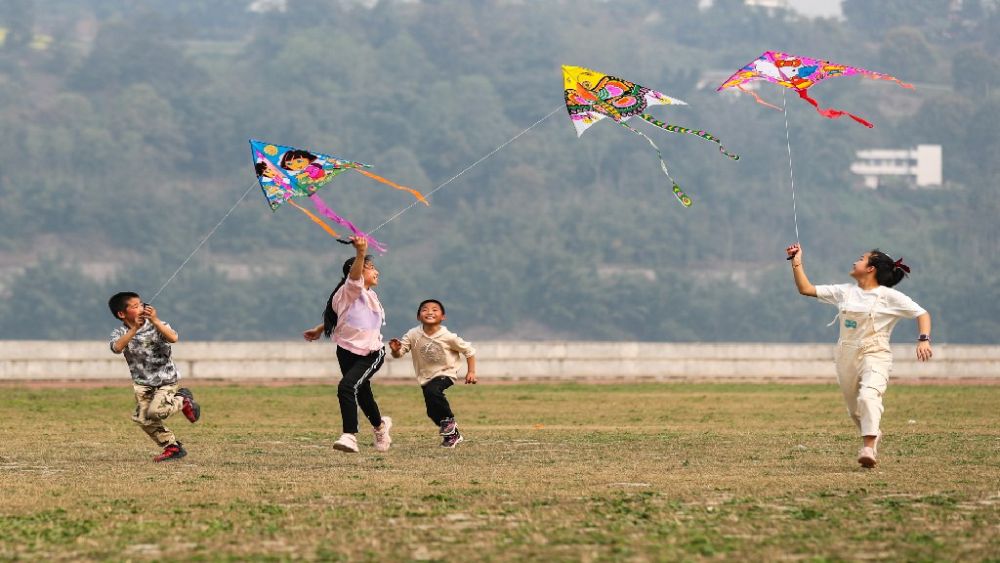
[
  {"x1": 373, "y1": 416, "x2": 392, "y2": 452},
  {"x1": 857, "y1": 446, "x2": 877, "y2": 468},
  {"x1": 333, "y1": 433, "x2": 359, "y2": 453}
]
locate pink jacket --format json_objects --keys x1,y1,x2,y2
[{"x1": 330, "y1": 275, "x2": 385, "y2": 355}]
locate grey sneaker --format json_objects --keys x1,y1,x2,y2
[
  {"x1": 373, "y1": 417, "x2": 392, "y2": 452},
  {"x1": 439, "y1": 417, "x2": 457, "y2": 436},
  {"x1": 441, "y1": 430, "x2": 464, "y2": 449}
]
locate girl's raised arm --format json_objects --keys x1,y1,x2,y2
[
  {"x1": 787, "y1": 243, "x2": 817, "y2": 297},
  {"x1": 348, "y1": 236, "x2": 368, "y2": 281}
]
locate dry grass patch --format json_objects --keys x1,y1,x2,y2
[{"x1": 1, "y1": 383, "x2": 997, "y2": 560}]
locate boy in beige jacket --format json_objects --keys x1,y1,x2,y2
[{"x1": 389, "y1": 299, "x2": 476, "y2": 448}]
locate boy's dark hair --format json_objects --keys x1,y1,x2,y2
[
  {"x1": 254, "y1": 161, "x2": 268, "y2": 176},
  {"x1": 867, "y1": 249, "x2": 909, "y2": 288},
  {"x1": 279, "y1": 149, "x2": 316, "y2": 170},
  {"x1": 322, "y1": 256, "x2": 375, "y2": 337},
  {"x1": 418, "y1": 299, "x2": 445, "y2": 315},
  {"x1": 108, "y1": 291, "x2": 140, "y2": 320}
]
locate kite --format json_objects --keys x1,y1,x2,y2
[
  {"x1": 250, "y1": 139, "x2": 427, "y2": 253},
  {"x1": 563, "y1": 65, "x2": 739, "y2": 208},
  {"x1": 717, "y1": 51, "x2": 913, "y2": 128}
]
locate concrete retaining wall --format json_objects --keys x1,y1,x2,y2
[{"x1": 1, "y1": 341, "x2": 998, "y2": 382}]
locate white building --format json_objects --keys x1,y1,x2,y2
[
  {"x1": 247, "y1": 0, "x2": 286, "y2": 13},
  {"x1": 745, "y1": 0, "x2": 791, "y2": 10},
  {"x1": 850, "y1": 145, "x2": 942, "y2": 189}
]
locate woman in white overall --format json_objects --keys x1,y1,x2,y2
[{"x1": 786, "y1": 243, "x2": 933, "y2": 468}]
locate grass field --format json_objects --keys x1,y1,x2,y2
[{"x1": 1, "y1": 382, "x2": 998, "y2": 561}]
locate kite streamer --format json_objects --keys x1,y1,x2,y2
[
  {"x1": 286, "y1": 199, "x2": 340, "y2": 239},
  {"x1": 307, "y1": 193, "x2": 387, "y2": 254},
  {"x1": 639, "y1": 114, "x2": 740, "y2": 160}
]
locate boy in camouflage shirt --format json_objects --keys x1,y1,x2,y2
[{"x1": 108, "y1": 292, "x2": 201, "y2": 462}]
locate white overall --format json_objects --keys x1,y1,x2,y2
[{"x1": 834, "y1": 295, "x2": 893, "y2": 437}]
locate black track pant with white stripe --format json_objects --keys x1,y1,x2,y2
[{"x1": 336, "y1": 346, "x2": 385, "y2": 434}]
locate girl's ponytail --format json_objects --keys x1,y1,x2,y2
[
  {"x1": 868, "y1": 249, "x2": 910, "y2": 288},
  {"x1": 322, "y1": 278, "x2": 346, "y2": 337}
]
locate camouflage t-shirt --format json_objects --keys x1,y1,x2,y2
[{"x1": 109, "y1": 320, "x2": 179, "y2": 386}]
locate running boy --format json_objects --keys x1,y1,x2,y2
[
  {"x1": 389, "y1": 299, "x2": 476, "y2": 448},
  {"x1": 786, "y1": 244, "x2": 932, "y2": 468},
  {"x1": 108, "y1": 292, "x2": 201, "y2": 462}
]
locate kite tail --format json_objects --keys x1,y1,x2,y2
[
  {"x1": 866, "y1": 73, "x2": 914, "y2": 90},
  {"x1": 796, "y1": 89, "x2": 874, "y2": 128},
  {"x1": 354, "y1": 169, "x2": 429, "y2": 206},
  {"x1": 737, "y1": 84, "x2": 782, "y2": 111},
  {"x1": 308, "y1": 193, "x2": 388, "y2": 254},
  {"x1": 639, "y1": 114, "x2": 740, "y2": 161},
  {"x1": 617, "y1": 121, "x2": 693, "y2": 208},
  {"x1": 285, "y1": 199, "x2": 340, "y2": 239}
]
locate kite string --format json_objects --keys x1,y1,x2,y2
[
  {"x1": 147, "y1": 180, "x2": 258, "y2": 303},
  {"x1": 782, "y1": 89, "x2": 800, "y2": 245},
  {"x1": 365, "y1": 104, "x2": 564, "y2": 236}
]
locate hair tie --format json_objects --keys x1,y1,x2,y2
[{"x1": 893, "y1": 258, "x2": 911, "y2": 274}]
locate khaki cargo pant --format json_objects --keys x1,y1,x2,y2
[{"x1": 132, "y1": 383, "x2": 184, "y2": 447}]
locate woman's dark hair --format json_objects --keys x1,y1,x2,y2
[
  {"x1": 322, "y1": 256, "x2": 374, "y2": 337},
  {"x1": 279, "y1": 149, "x2": 316, "y2": 170},
  {"x1": 867, "y1": 249, "x2": 909, "y2": 288}
]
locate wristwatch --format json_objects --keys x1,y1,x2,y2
[{"x1": 917, "y1": 334, "x2": 931, "y2": 342}]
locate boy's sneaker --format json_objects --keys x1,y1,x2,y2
[
  {"x1": 333, "y1": 433, "x2": 359, "y2": 453},
  {"x1": 441, "y1": 430, "x2": 464, "y2": 449},
  {"x1": 177, "y1": 388, "x2": 201, "y2": 423},
  {"x1": 374, "y1": 417, "x2": 393, "y2": 452},
  {"x1": 154, "y1": 442, "x2": 187, "y2": 462},
  {"x1": 857, "y1": 446, "x2": 877, "y2": 468},
  {"x1": 439, "y1": 417, "x2": 457, "y2": 436}
]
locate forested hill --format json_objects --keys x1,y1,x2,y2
[{"x1": 1, "y1": 0, "x2": 997, "y2": 343}]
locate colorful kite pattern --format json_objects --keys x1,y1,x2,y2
[
  {"x1": 563, "y1": 65, "x2": 739, "y2": 207},
  {"x1": 717, "y1": 51, "x2": 913, "y2": 128},
  {"x1": 251, "y1": 140, "x2": 428, "y2": 253}
]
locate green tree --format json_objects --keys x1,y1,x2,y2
[
  {"x1": 842, "y1": 0, "x2": 951, "y2": 37},
  {"x1": 0, "y1": 258, "x2": 108, "y2": 339},
  {"x1": 879, "y1": 27, "x2": 937, "y2": 78},
  {"x1": 952, "y1": 47, "x2": 1000, "y2": 97}
]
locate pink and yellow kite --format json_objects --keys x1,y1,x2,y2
[{"x1": 563, "y1": 65, "x2": 739, "y2": 208}]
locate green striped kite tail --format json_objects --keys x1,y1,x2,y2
[
  {"x1": 615, "y1": 119, "x2": 693, "y2": 208},
  {"x1": 640, "y1": 114, "x2": 740, "y2": 161}
]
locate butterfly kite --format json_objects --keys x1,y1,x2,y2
[
  {"x1": 250, "y1": 140, "x2": 427, "y2": 253},
  {"x1": 563, "y1": 65, "x2": 738, "y2": 208},
  {"x1": 717, "y1": 51, "x2": 913, "y2": 128}
]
